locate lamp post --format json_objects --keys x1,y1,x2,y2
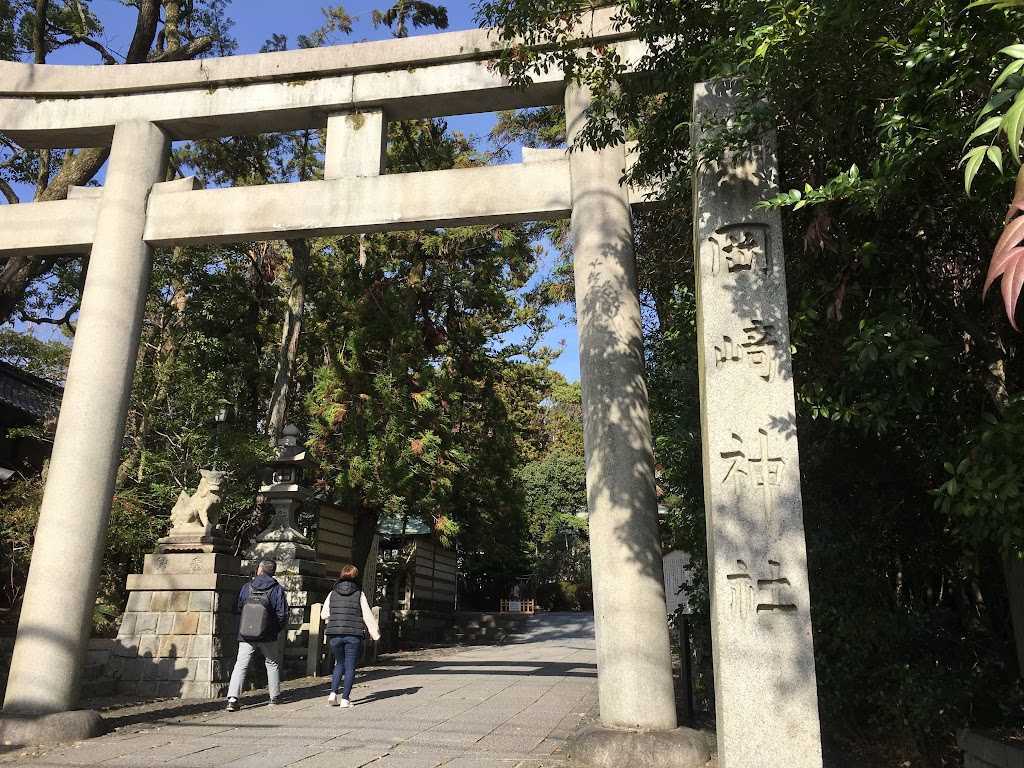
[{"x1": 247, "y1": 424, "x2": 320, "y2": 570}]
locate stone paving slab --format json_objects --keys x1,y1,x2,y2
[{"x1": 2, "y1": 613, "x2": 594, "y2": 768}]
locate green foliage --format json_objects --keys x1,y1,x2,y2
[
  {"x1": 517, "y1": 378, "x2": 588, "y2": 586},
  {"x1": 478, "y1": 0, "x2": 1024, "y2": 760},
  {"x1": 297, "y1": 5, "x2": 352, "y2": 49},
  {"x1": 961, "y1": 1, "x2": 1024, "y2": 193},
  {"x1": 970, "y1": 0, "x2": 1024, "y2": 8},
  {"x1": 0, "y1": 327, "x2": 68, "y2": 381},
  {"x1": 0, "y1": 477, "x2": 41, "y2": 622},
  {"x1": 301, "y1": 110, "x2": 557, "y2": 579},
  {"x1": 759, "y1": 165, "x2": 877, "y2": 211},
  {"x1": 372, "y1": 0, "x2": 448, "y2": 38},
  {"x1": 490, "y1": 107, "x2": 566, "y2": 157},
  {"x1": 0, "y1": 0, "x2": 16, "y2": 60},
  {"x1": 936, "y1": 398, "x2": 1024, "y2": 556},
  {"x1": 536, "y1": 580, "x2": 591, "y2": 611}
]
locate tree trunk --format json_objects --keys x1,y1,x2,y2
[
  {"x1": 33, "y1": 0, "x2": 48, "y2": 64},
  {"x1": 126, "y1": 0, "x2": 161, "y2": 64},
  {"x1": 162, "y1": 0, "x2": 182, "y2": 51},
  {"x1": 351, "y1": 508, "x2": 381, "y2": 585},
  {"x1": 266, "y1": 238, "x2": 310, "y2": 445}
]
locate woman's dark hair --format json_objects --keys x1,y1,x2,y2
[{"x1": 340, "y1": 564, "x2": 359, "y2": 580}]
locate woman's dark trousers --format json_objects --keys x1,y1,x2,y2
[{"x1": 329, "y1": 634, "x2": 363, "y2": 699}]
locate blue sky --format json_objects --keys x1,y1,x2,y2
[{"x1": 13, "y1": 0, "x2": 581, "y2": 381}]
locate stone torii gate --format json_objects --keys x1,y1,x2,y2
[{"x1": 0, "y1": 11, "x2": 822, "y2": 768}]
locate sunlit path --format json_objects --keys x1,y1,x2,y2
[{"x1": 4, "y1": 614, "x2": 597, "y2": 768}]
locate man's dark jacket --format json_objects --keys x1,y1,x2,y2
[{"x1": 237, "y1": 574, "x2": 289, "y2": 642}]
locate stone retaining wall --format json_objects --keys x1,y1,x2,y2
[
  {"x1": 960, "y1": 730, "x2": 1024, "y2": 768},
  {"x1": 2, "y1": 635, "x2": 116, "y2": 701},
  {"x1": 451, "y1": 612, "x2": 532, "y2": 643}
]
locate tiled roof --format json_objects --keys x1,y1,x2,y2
[{"x1": 0, "y1": 362, "x2": 63, "y2": 421}]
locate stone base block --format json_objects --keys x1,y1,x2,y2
[
  {"x1": 156, "y1": 534, "x2": 233, "y2": 554},
  {"x1": 567, "y1": 726, "x2": 716, "y2": 768},
  {"x1": 0, "y1": 710, "x2": 105, "y2": 747},
  {"x1": 110, "y1": 552, "x2": 243, "y2": 701},
  {"x1": 245, "y1": 542, "x2": 321, "y2": 571},
  {"x1": 144, "y1": 552, "x2": 241, "y2": 576}
]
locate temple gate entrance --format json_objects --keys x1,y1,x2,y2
[{"x1": 0, "y1": 11, "x2": 822, "y2": 767}]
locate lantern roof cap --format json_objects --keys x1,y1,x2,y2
[{"x1": 271, "y1": 424, "x2": 306, "y2": 463}]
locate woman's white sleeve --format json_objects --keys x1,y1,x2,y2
[
  {"x1": 361, "y1": 593, "x2": 381, "y2": 641},
  {"x1": 320, "y1": 592, "x2": 331, "y2": 621}
]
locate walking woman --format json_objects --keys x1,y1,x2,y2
[{"x1": 321, "y1": 563, "x2": 381, "y2": 707}]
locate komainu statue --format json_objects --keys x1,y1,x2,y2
[{"x1": 168, "y1": 469, "x2": 227, "y2": 535}]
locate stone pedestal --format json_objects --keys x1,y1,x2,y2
[
  {"x1": 244, "y1": 499, "x2": 332, "y2": 677},
  {"x1": 242, "y1": 425, "x2": 335, "y2": 677},
  {"x1": 155, "y1": 533, "x2": 232, "y2": 553},
  {"x1": 241, "y1": 481, "x2": 329, "y2": 679},
  {"x1": 109, "y1": 551, "x2": 246, "y2": 699},
  {"x1": 568, "y1": 726, "x2": 715, "y2": 768}
]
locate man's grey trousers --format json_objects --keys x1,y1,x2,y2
[{"x1": 227, "y1": 639, "x2": 283, "y2": 700}]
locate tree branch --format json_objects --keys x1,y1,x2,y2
[
  {"x1": 22, "y1": 301, "x2": 80, "y2": 332},
  {"x1": 148, "y1": 34, "x2": 214, "y2": 63},
  {"x1": 0, "y1": 135, "x2": 21, "y2": 154},
  {"x1": 38, "y1": 147, "x2": 109, "y2": 202},
  {"x1": 57, "y1": 35, "x2": 119, "y2": 64},
  {"x1": 0, "y1": 178, "x2": 19, "y2": 204}
]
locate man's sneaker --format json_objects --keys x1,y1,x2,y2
[
  {"x1": 339, "y1": 698, "x2": 352, "y2": 708},
  {"x1": 328, "y1": 692, "x2": 339, "y2": 706},
  {"x1": 226, "y1": 698, "x2": 238, "y2": 712}
]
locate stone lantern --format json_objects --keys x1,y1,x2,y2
[
  {"x1": 244, "y1": 425, "x2": 333, "y2": 677},
  {"x1": 247, "y1": 424, "x2": 320, "y2": 572}
]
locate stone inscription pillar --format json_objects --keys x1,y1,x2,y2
[
  {"x1": 566, "y1": 82, "x2": 677, "y2": 731},
  {"x1": 691, "y1": 81, "x2": 823, "y2": 767},
  {"x1": 4, "y1": 121, "x2": 169, "y2": 714}
]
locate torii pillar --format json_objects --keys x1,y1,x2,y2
[
  {"x1": 3, "y1": 121, "x2": 168, "y2": 720},
  {"x1": 565, "y1": 82, "x2": 678, "y2": 731},
  {"x1": 565, "y1": 84, "x2": 716, "y2": 768}
]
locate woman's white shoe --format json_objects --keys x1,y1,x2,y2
[
  {"x1": 339, "y1": 698, "x2": 352, "y2": 708},
  {"x1": 327, "y1": 692, "x2": 339, "y2": 706}
]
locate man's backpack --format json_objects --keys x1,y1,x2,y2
[{"x1": 239, "y1": 583, "x2": 274, "y2": 640}]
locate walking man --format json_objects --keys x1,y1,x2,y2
[
  {"x1": 322, "y1": 564, "x2": 381, "y2": 707},
  {"x1": 226, "y1": 559, "x2": 289, "y2": 710}
]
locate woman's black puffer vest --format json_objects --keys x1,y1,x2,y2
[{"x1": 325, "y1": 579, "x2": 363, "y2": 636}]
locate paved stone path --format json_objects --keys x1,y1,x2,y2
[{"x1": 6, "y1": 613, "x2": 597, "y2": 768}]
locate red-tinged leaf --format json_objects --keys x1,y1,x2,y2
[
  {"x1": 991, "y1": 211, "x2": 1024, "y2": 257},
  {"x1": 1005, "y1": 197, "x2": 1024, "y2": 222},
  {"x1": 985, "y1": 245, "x2": 1024, "y2": 297},
  {"x1": 984, "y1": 245, "x2": 1024, "y2": 298},
  {"x1": 1002, "y1": 252, "x2": 1024, "y2": 330}
]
